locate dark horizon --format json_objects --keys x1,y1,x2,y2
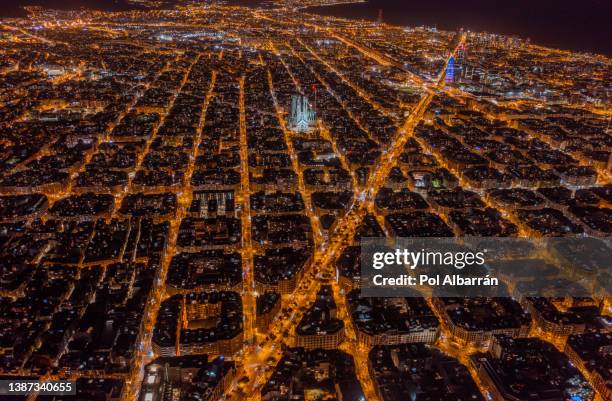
[
  {"x1": 2, "y1": 0, "x2": 611, "y2": 56},
  {"x1": 304, "y1": 0, "x2": 612, "y2": 57}
]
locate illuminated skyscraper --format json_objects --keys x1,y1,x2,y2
[
  {"x1": 456, "y1": 43, "x2": 467, "y2": 63},
  {"x1": 455, "y1": 44, "x2": 467, "y2": 81},
  {"x1": 445, "y1": 56, "x2": 455, "y2": 83},
  {"x1": 288, "y1": 94, "x2": 316, "y2": 133}
]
